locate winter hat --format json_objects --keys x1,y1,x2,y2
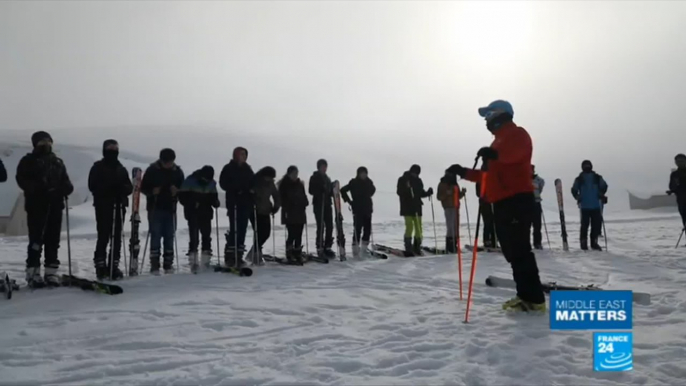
[
  {"x1": 675, "y1": 154, "x2": 686, "y2": 161},
  {"x1": 31, "y1": 131, "x2": 52, "y2": 147},
  {"x1": 357, "y1": 166, "x2": 368, "y2": 175},
  {"x1": 200, "y1": 165, "x2": 214, "y2": 180},
  {"x1": 233, "y1": 147, "x2": 248, "y2": 161},
  {"x1": 259, "y1": 166, "x2": 277, "y2": 179},
  {"x1": 102, "y1": 139, "x2": 118, "y2": 153},
  {"x1": 317, "y1": 159, "x2": 328, "y2": 169},
  {"x1": 287, "y1": 165, "x2": 298, "y2": 174},
  {"x1": 160, "y1": 148, "x2": 176, "y2": 163},
  {"x1": 581, "y1": 160, "x2": 593, "y2": 170},
  {"x1": 410, "y1": 164, "x2": 421, "y2": 175}
]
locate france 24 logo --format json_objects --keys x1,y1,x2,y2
[{"x1": 594, "y1": 332, "x2": 633, "y2": 372}]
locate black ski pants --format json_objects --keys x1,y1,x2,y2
[
  {"x1": 250, "y1": 213, "x2": 271, "y2": 250},
  {"x1": 580, "y1": 209, "x2": 602, "y2": 243},
  {"x1": 532, "y1": 202, "x2": 543, "y2": 247},
  {"x1": 94, "y1": 203, "x2": 126, "y2": 268},
  {"x1": 314, "y1": 202, "x2": 334, "y2": 250},
  {"x1": 353, "y1": 213, "x2": 372, "y2": 244},
  {"x1": 26, "y1": 204, "x2": 63, "y2": 269},
  {"x1": 188, "y1": 213, "x2": 212, "y2": 253},
  {"x1": 226, "y1": 204, "x2": 251, "y2": 257},
  {"x1": 493, "y1": 193, "x2": 545, "y2": 304},
  {"x1": 286, "y1": 223, "x2": 304, "y2": 250},
  {"x1": 480, "y1": 201, "x2": 497, "y2": 248}
]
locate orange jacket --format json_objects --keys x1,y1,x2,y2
[{"x1": 465, "y1": 121, "x2": 533, "y2": 203}]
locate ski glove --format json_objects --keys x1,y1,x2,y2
[
  {"x1": 426, "y1": 187, "x2": 434, "y2": 196},
  {"x1": 447, "y1": 164, "x2": 467, "y2": 178},
  {"x1": 477, "y1": 147, "x2": 498, "y2": 161}
]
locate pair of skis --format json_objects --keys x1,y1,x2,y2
[{"x1": 485, "y1": 275, "x2": 651, "y2": 305}]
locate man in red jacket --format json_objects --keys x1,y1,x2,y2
[{"x1": 448, "y1": 100, "x2": 545, "y2": 312}]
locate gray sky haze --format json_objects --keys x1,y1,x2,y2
[{"x1": 2, "y1": 1, "x2": 685, "y2": 210}]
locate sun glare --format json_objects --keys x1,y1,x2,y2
[{"x1": 451, "y1": 1, "x2": 536, "y2": 68}]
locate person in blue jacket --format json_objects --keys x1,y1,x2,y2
[{"x1": 571, "y1": 160, "x2": 608, "y2": 251}]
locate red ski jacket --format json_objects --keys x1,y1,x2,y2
[{"x1": 465, "y1": 122, "x2": 534, "y2": 203}]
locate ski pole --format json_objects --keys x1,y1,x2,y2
[
  {"x1": 463, "y1": 189, "x2": 472, "y2": 243},
  {"x1": 453, "y1": 187, "x2": 463, "y2": 300},
  {"x1": 109, "y1": 203, "x2": 116, "y2": 280},
  {"x1": 542, "y1": 208, "x2": 551, "y2": 250},
  {"x1": 252, "y1": 206, "x2": 259, "y2": 266},
  {"x1": 120, "y1": 203, "x2": 128, "y2": 275},
  {"x1": 465, "y1": 156, "x2": 482, "y2": 323},
  {"x1": 272, "y1": 214, "x2": 276, "y2": 258},
  {"x1": 600, "y1": 200, "x2": 608, "y2": 252},
  {"x1": 676, "y1": 228, "x2": 685, "y2": 249},
  {"x1": 215, "y1": 207, "x2": 220, "y2": 266},
  {"x1": 234, "y1": 205, "x2": 238, "y2": 269},
  {"x1": 429, "y1": 196, "x2": 438, "y2": 252},
  {"x1": 173, "y1": 211, "x2": 179, "y2": 269},
  {"x1": 140, "y1": 196, "x2": 156, "y2": 273},
  {"x1": 65, "y1": 197, "x2": 72, "y2": 278},
  {"x1": 305, "y1": 217, "x2": 310, "y2": 255}
]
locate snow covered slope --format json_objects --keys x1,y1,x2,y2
[{"x1": 0, "y1": 215, "x2": 685, "y2": 385}]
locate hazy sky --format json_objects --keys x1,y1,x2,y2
[{"x1": 2, "y1": 1, "x2": 685, "y2": 203}]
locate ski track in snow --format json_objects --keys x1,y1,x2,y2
[{"x1": 1, "y1": 217, "x2": 685, "y2": 385}]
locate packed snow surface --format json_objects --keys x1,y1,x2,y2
[
  {"x1": 1, "y1": 215, "x2": 685, "y2": 385},
  {"x1": 0, "y1": 138, "x2": 685, "y2": 385}
]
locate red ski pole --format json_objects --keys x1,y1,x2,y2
[{"x1": 464, "y1": 158, "x2": 484, "y2": 323}]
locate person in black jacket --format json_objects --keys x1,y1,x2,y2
[
  {"x1": 179, "y1": 165, "x2": 220, "y2": 269},
  {"x1": 341, "y1": 166, "x2": 376, "y2": 257},
  {"x1": 140, "y1": 148, "x2": 185, "y2": 274},
  {"x1": 15, "y1": 131, "x2": 74, "y2": 287},
  {"x1": 309, "y1": 159, "x2": 335, "y2": 258},
  {"x1": 247, "y1": 166, "x2": 280, "y2": 264},
  {"x1": 396, "y1": 164, "x2": 433, "y2": 256},
  {"x1": 219, "y1": 147, "x2": 255, "y2": 267},
  {"x1": 0, "y1": 157, "x2": 6, "y2": 183},
  {"x1": 668, "y1": 153, "x2": 686, "y2": 228},
  {"x1": 279, "y1": 166, "x2": 309, "y2": 263},
  {"x1": 87, "y1": 139, "x2": 133, "y2": 280}
]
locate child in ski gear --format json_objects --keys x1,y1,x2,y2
[
  {"x1": 475, "y1": 163, "x2": 497, "y2": 249},
  {"x1": 88, "y1": 139, "x2": 133, "y2": 280},
  {"x1": 397, "y1": 164, "x2": 433, "y2": 256},
  {"x1": 341, "y1": 166, "x2": 376, "y2": 257},
  {"x1": 571, "y1": 160, "x2": 608, "y2": 251},
  {"x1": 668, "y1": 153, "x2": 686, "y2": 228},
  {"x1": 248, "y1": 166, "x2": 281, "y2": 263},
  {"x1": 437, "y1": 170, "x2": 466, "y2": 253},
  {"x1": 447, "y1": 100, "x2": 545, "y2": 312},
  {"x1": 279, "y1": 166, "x2": 309, "y2": 263},
  {"x1": 179, "y1": 165, "x2": 220, "y2": 267},
  {"x1": 140, "y1": 148, "x2": 184, "y2": 274},
  {"x1": 219, "y1": 147, "x2": 255, "y2": 267},
  {"x1": 16, "y1": 131, "x2": 74, "y2": 287},
  {"x1": 309, "y1": 159, "x2": 335, "y2": 258},
  {"x1": 531, "y1": 165, "x2": 545, "y2": 250}
]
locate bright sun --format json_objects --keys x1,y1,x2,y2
[{"x1": 451, "y1": 1, "x2": 536, "y2": 67}]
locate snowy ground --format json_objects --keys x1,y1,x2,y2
[{"x1": 1, "y1": 212, "x2": 685, "y2": 385}]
